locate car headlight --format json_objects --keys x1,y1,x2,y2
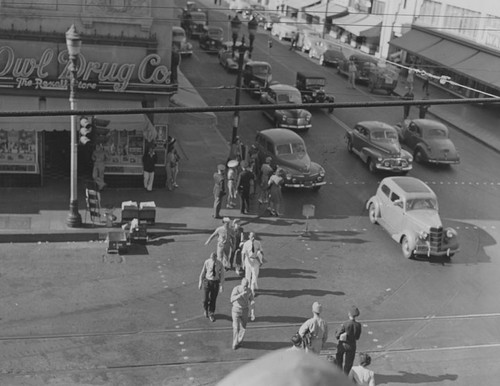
[
  {"x1": 312, "y1": 91, "x2": 317, "y2": 97},
  {"x1": 377, "y1": 157, "x2": 383, "y2": 162},
  {"x1": 409, "y1": 156, "x2": 413, "y2": 162},
  {"x1": 306, "y1": 115, "x2": 311, "y2": 122},
  {"x1": 281, "y1": 115, "x2": 287, "y2": 121},
  {"x1": 419, "y1": 230, "x2": 428, "y2": 240},
  {"x1": 319, "y1": 170, "x2": 325, "y2": 177},
  {"x1": 446, "y1": 228, "x2": 456, "y2": 238}
]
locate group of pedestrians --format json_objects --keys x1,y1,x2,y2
[
  {"x1": 212, "y1": 154, "x2": 284, "y2": 219},
  {"x1": 141, "y1": 135, "x2": 180, "y2": 192},
  {"x1": 202, "y1": 216, "x2": 265, "y2": 349}
]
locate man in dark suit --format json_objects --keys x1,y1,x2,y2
[
  {"x1": 236, "y1": 164, "x2": 255, "y2": 214},
  {"x1": 335, "y1": 306, "x2": 362, "y2": 374}
]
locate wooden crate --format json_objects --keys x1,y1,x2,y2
[{"x1": 107, "y1": 231, "x2": 128, "y2": 254}]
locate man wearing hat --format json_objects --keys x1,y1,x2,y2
[
  {"x1": 205, "y1": 217, "x2": 232, "y2": 269},
  {"x1": 335, "y1": 306, "x2": 362, "y2": 374},
  {"x1": 298, "y1": 301, "x2": 329, "y2": 355},
  {"x1": 213, "y1": 164, "x2": 227, "y2": 219},
  {"x1": 230, "y1": 277, "x2": 255, "y2": 350},
  {"x1": 226, "y1": 159, "x2": 239, "y2": 209}
]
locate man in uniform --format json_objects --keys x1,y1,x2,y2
[
  {"x1": 298, "y1": 301, "x2": 329, "y2": 354},
  {"x1": 230, "y1": 278, "x2": 255, "y2": 350},
  {"x1": 335, "y1": 306, "x2": 362, "y2": 374},
  {"x1": 205, "y1": 217, "x2": 232, "y2": 269},
  {"x1": 212, "y1": 164, "x2": 226, "y2": 219}
]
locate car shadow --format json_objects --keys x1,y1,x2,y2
[{"x1": 376, "y1": 371, "x2": 458, "y2": 384}]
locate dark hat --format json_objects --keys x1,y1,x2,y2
[
  {"x1": 349, "y1": 306, "x2": 360, "y2": 318},
  {"x1": 217, "y1": 164, "x2": 226, "y2": 172},
  {"x1": 291, "y1": 333, "x2": 302, "y2": 346},
  {"x1": 359, "y1": 353, "x2": 371, "y2": 366}
]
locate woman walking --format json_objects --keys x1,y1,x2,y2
[{"x1": 267, "y1": 168, "x2": 284, "y2": 216}]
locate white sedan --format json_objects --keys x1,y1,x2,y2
[{"x1": 271, "y1": 17, "x2": 298, "y2": 41}]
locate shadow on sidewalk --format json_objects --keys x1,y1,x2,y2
[{"x1": 376, "y1": 371, "x2": 458, "y2": 384}]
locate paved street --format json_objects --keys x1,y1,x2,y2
[{"x1": 0, "y1": 1, "x2": 499, "y2": 386}]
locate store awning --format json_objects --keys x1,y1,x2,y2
[
  {"x1": 333, "y1": 14, "x2": 382, "y2": 37},
  {"x1": 455, "y1": 52, "x2": 500, "y2": 88},
  {"x1": 304, "y1": 2, "x2": 348, "y2": 18},
  {"x1": 389, "y1": 29, "x2": 441, "y2": 54},
  {"x1": 418, "y1": 39, "x2": 477, "y2": 67},
  {"x1": 287, "y1": 0, "x2": 319, "y2": 10},
  {"x1": 0, "y1": 97, "x2": 145, "y2": 132}
]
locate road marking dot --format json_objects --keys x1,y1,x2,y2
[
  {"x1": 184, "y1": 356, "x2": 189, "y2": 360},
  {"x1": 373, "y1": 338, "x2": 378, "y2": 342},
  {"x1": 171, "y1": 310, "x2": 176, "y2": 314},
  {"x1": 175, "y1": 325, "x2": 180, "y2": 329},
  {"x1": 182, "y1": 348, "x2": 186, "y2": 352},
  {"x1": 186, "y1": 367, "x2": 191, "y2": 371},
  {"x1": 368, "y1": 331, "x2": 373, "y2": 335},
  {"x1": 177, "y1": 334, "x2": 182, "y2": 337},
  {"x1": 363, "y1": 324, "x2": 368, "y2": 327},
  {"x1": 386, "y1": 288, "x2": 391, "y2": 291},
  {"x1": 174, "y1": 318, "x2": 178, "y2": 321},
  {"x1": 179, "y1": 341, "x2": 184, "y2": 345},
  {"x1": 377, "y1": 345, "x2": 383, "y2": 348}
]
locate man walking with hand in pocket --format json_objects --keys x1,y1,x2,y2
[
  {"x1": 230, "y1": 278, "x2": 255, "y2": 350},
  {"x1": 241, "y1": 232, "x2": 264, "y2": 297}
]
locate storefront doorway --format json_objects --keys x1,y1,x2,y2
[{"x1": 43, "y1": 131, "x2": 70, "y2": 181}]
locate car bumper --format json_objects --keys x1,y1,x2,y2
[
  {"x1": 284, "y1": 180, "x2": 326, "y2": 189},
  {"x1": 427, "y1": 158, "x2": 460, "y2": 164},
  {"x1": 414, "y1": 243, "x2": 460, "y2": 257},
  {"x1": 179, "y1": 49, "x2": 193, "y2": 55},
  {"x1": 278, "y1": 123, "x2": 312, "y2": 130}
]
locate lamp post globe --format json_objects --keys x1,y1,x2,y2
[{"x1": 65, "y1": 24, "x2": 83, "y2": 228}]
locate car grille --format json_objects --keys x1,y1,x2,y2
[
  {"x1": 382, "y1": 159, "x2": 408, "y2": 168},
  {"x1": 287, "y1": 117, "x2": 306, "y2": 125},
  {"x1": 415, "y1": 227, "x2": 444, "y2": 254}
]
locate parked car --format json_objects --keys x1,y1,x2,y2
[
  {"x1": 366, "y1": 176, "x2": 459, "y2": 259},
  {"x1": 243, "y1": 61, "x2": 272, "y2": 98},
  {"x1": 218, "y1": 41, "x2": 248, "y2": 72},
  {"x1": 309, "y1": 39, "x2": 340, "y2": 60},
  {"x1": 319, "y1": 44, "x2": 354, "y2": 67},
  {"x1": 242, "y1": 3, "x2": 266, "y2": 20},
  {"x1": 338, "y1": 53, "x2": 378, "y2": 83},
  {"x1": 255, "y1": 129, "x2": 326, "y2": 190},
  {"x1": 295, "y1": 71, "x2": 334, "y2": 112},
  {"x1": 367, "y1": 64, "x2": 399, "y2": 94},
  {"x1": 394, "y1": 119, "x2": 460, "y2": 165},
  {"x1": 260, "y1": 84, "x2": 312, "y2": 131},
  {"x1": 172, "y1": 26, "x2": 193, "y2": 56},
  {"x1": 271, "y1": 17, "x2": 298, "y2": 41},
  {"x1": 199, "y1": 26, "x2": 224, "y2": 53},
  {"x1": 229, "y1": 0, "x2": 252, "y2": 14},
  {"x1": 180, "y1": 7, "x2": 208, "y2": 39},
  {"x1": 346, "y1": 121, "x2": 413, "y2": 173},
  {"x1": 296, "y1": 30, "x2": 322, "y2": 52}
]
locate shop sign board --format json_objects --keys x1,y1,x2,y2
[{"x1": 0, "y1": 41, "x2": 177, "y2": 95}]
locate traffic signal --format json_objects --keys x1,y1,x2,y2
[
  {"x1": 79, "y1": 116, "x2": 93, "y2": 145},
  {"x1": 93, "y1": 117, "x2": 111, "y2": 144}
]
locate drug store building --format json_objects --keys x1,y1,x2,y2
[{"x1": 0, "y1": 3, "x2": 176, "y2": 187}]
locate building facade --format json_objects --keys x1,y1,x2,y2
[{"x1": 0, "y1": 0, "x2": 177, "y2": 187}]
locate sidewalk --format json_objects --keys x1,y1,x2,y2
[
  {"x1": 0, "y1": 70, "x2": 230, "y2": 243},
  {"x1": 393, "y1": 75, "x2": 500, "y2": 153}
]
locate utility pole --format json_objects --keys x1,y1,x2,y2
[{"x1": 322, "y1": 0, "x2": 331, "y2": 39}]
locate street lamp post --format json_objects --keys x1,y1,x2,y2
[
  {"x1": 322, "y1": 0, "x2": 331, "y2": 39},
  {"x1": 230, "y1": 16, "x2": 253, "y2": 156},
  {"x1": 65, "y1": 25, "x2": 83, "y2": 228}
]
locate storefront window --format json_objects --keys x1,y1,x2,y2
[{"x1": 0, "y1": 129, "x2": 38, "y2": 173}]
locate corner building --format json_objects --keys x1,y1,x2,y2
[{"x1": 0, "y1": 0, "x2": 176, "y2": 187}]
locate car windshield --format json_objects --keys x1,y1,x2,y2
[
  {"x1": 371, "y1": 130, "x2": 398, "y2": 141},
  {"x1": 190, "y1": 13, "x2": 206, "y2": 21},
  {"x1": 305, "y1": 78, "x2": 326, "y2": 87},
  {"x1": 425, "y1": 128, "x2": 448, "y2": 138},
  {"x1": 173, "y1": 30, "x2": 185, "y2": 38},
  {"x1": 276, "y1": 142, "x2": 306, "y2": 157},
  {"x1": 276, "y1": 90, "x2": 301, "y2": 104},
  {"x1": 252, "y1": 65, "x2": 270, "y2": 76},
  {"x1": 208, "y1": 29, "x2": 222, "y2": 38},
  {"x1": 406, "y1": 198, "x2": 438, "y2": 211}
]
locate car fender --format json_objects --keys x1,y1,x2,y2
[
  {"x1": 398, "y1": 232, "x2": 416, "y2": 249},
  {"x1": 414, "y1": 144, "x2": 429, "y2": 158},
  {"x1": 366, "y1": 197, "x2": 380, "y2": 213},
  {"x1": 361, "y1": 147, "x2": 380, "y2": 163}
]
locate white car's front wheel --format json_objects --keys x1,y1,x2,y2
[
  {"x1": 368, "y1": 203, "x2": 378, "y2": 224},
  {"x1": 401, "y1": 236, "x2": 414, "y2": 259}
]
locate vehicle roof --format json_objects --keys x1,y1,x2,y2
[
  {"x1": 258, "y1": 128, "x2": 305, "y2": 144},
  {"x1": 172, "y1": 26, "x2": 185, "y2": 32},
  {"x1": 357, "y1": 121, "x2": 396, "y2": 131},
  {"x1": 350, "y1": 53, "x2": 377, "y2": 63},
  {"x1": 382, "y1": 177, "x2": 436, "y2": 197},
  {"x1": 297, "y1": 71, "x2": 326, "y2": 79},
  {"x1": 410, "y1": 119, "x2": 449, "y2": 132},
  {"x1": 269, "y1": 84, "x2": 299, "y2": 92}
]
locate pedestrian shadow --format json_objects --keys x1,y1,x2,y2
[
  {"x1": 125, "y1": 243, "x2": 149, "y2": 255},
  {"x1": 256, "y1": 288, "x2": 345, "y2": 298},
  {"x1": 376, "y1": 371, "x2": 458, "y2": 384},
  {"x1": 252, "y1": 315, "x2": 308, "y2": 324},
  {"x1": 239, "y1": 341, "x2": 291, "y2": 351},
  {"x1": 146, "y1": 236, "x2": 175, "y2": 246},
  {"x1": 259, "y1": 268, "x2": 317, "y2": 279}
]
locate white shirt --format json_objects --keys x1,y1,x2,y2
[
  {"x1": 241, "y1": 239, "x2": 263, "y2": 265},
  {"x1": 349, "y1": 365, "x2": 375, "y2": 386}
]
